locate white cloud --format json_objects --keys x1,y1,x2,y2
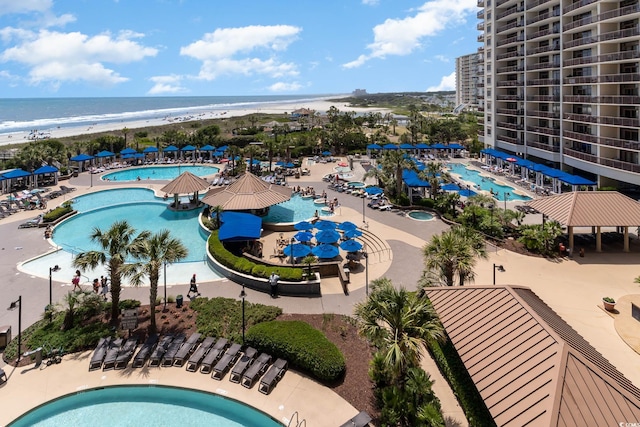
[
  {"x1": 181, "y1": 25, "x2": 301, "y2": 81},
  {"x1": 427, "y1": 71, "x2": 456, "y2": 91},
  {"x1": 0, "y1": 0, "x2": 52, "y2": 16},
  {"x1": 343, "y1": 0, "x2": 477, "y2": 68},
  {"x1": 147, "y1": 75, "x2": 188, "y2": 95},
  {"x1": 362, "y1": 0, "x2": 380, "y2": 5},
  {"x1": 435, "y1": 55, "x2": 449, "y2": 62},
  {"x1": 268, "y1": 81, "x2": 302, "y2": 92}
]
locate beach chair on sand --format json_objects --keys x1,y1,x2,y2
[
  {"x1": 258, "y1": 358, "x2": 288, "y2": 395},
  {"x1": 101, "y1": 338, "x2": 124, "y2": 371},
  {"x1": 89, "y1": 337, "x2": 112, "y2": 371},
  {"x1": 241, "y1": 353, "x2": 272, "y2": 389},
  {"x1": 339, "y1": 411, "x2": 373, "y2": 427},
  {"x1": 173, "y1": 333, "x2": 202, "y2": 367},
  {"x1": 132, "y1": 335, "x2": 159, "y2": 368},
  {"x1": 161, "y1": 334, "x2": 186, "y2": 367},
  {"x1": 228, "y1": 347, "x2": 258, "y2": 383},
  {"x1": 199, "y1": 338, "x2": 228, "y2": 374},
  {"x1": 148, "y1": 335, "x2": 174, "y2": 367},
  {"x1": 185, "y1": 337, "x2": 216, "y2": 372},
  {"x1": 211, "y1": 343, "x2": 242, "y2": 380},
  {"x1": 114, "y1": 337, "x2": 139, "y2": 370}
]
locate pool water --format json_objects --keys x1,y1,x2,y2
[
  {"x1": 263, "y1": 194, "x2": 331, "y2": 223},
  {"x1": 8, "y1": 385, "x2": 281, "y2": 427},
  {"x1": 347, "y1": 181, "x2": 365, "y2": 188},
  {"x1": 102, "y1": 165, "x2": 218, "y2": 181},
  {"x1": 407, "y1": 211, "x2": 434, "y2": 221},
  {"x1": 447, "y1": 163, "x2": 531, "y2": 201},
  {"x1": 70, "y1": 188, "x2": 159, "y2": 211}
]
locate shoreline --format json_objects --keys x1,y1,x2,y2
[{"x1": 0, "y1": 99, "x2": 391, "y2": 148}]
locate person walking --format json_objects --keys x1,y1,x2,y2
[
  {"x1": 188, "y1": 273, "x2": 200, "y2": 298},
  {"x1": 92, "y1": 278, "x2": 100, "y2": 294},
  {"x1": 269, "y1": 271, "x2": 280, "y2": 298},
  {"x1": 100, "y1": 279, "x2": 109, "y2": 301},
  {"x1": 72, "y1": 270, "x2": 81, "y2": 291}
]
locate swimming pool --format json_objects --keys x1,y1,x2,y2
[
  {"x1": 102, "y1": 165, "x2": 218, "y2": 181},
  {"x1": 407, "y1": 211, "x2": 434, "y2": 221},
  {"x1": 8, "y1": 385, "x2": 282, "y2": 427},
  {"x1": 263, "y1": 194, "x2": 331, "y2": 223},
  {"x1": 447, "y1": 163, "x2": 531, "y2": 201},
  {"x1": 347, "y1": 181, "x2": 365, "y2": 188}
]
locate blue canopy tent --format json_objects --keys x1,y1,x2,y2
[
  {"x1": 142, "y1": 146, "x2": 159, "y2": 162},
  {"x1": 403, "y1": 169, "x2": 431, "y2": 201},
  {"x1": 383, "y1": 143, "x2": 399, "y2": 150},
  {"x1": 366, "y1": 144, "x2": 382, "y2": 153},
  {"x1": 340, "y1": 239, "x2": 363, "y2": 252},
  {"x1": 199, "y1": 145, "x2": 215, "y2": 161},
  {"x1": 315, "y1": 220, "x2": 337, "y2": 230},
  {"x1": 293, "y1": 231, "x2": 314, "y2": 242},
  {"x1": 69, "y1": 153, "x2": 94, "y2": 173},
  {"x1": 316, "y1": 230, "x2": 341, "y2": 244},
  {"x1": 448, "y1": 143, "x2": 464, "y2": 150},
  {"x1": 218, "y1": 212, "x2": 262, "y2": 241},
  {"x1": 294, "y1": 220, "x2": 314, "y2": 231},
  {"x1": 431, "y1": 143, "x2": 446, "y2": 150},
  {"x1": 95, "y1": 150, "x2": 115, "y2": 158},
  {"x1": 120, "y1": 148, "x2": 137, "y2": 156},
  {"x1": 33, "y1": 165, "x2": 59, "y2": 187},
  {"x1": 364, "y1": 186, "x2": 383, "y2": 195},
  {"x1": 312, "y1": 244, "x2": 339, "y2": 259},
  {"x1": 399, "y1": 143, "x2": 414, "y2": 150},
  {"x1": 181, "y1": 145, "x2": 196, "y2": 162},
  {"x1": 322, "y1": 151, "x2": 332, "y2": 156},
  {"x1": 163, "y1": 145, "x2": 179, "y2": 160},
  {"x1": 217, "y1": 145, "x2": 229, "y2": 152},
  {"x1": 415, "y1": 143, "x2": 430, "y2": 150},
  {"x1": 2, "y1": 168, "x2": 32, "y2": 191}
]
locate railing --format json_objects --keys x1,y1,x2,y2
[
  {"x1": 497, "y1": 121, "x2": 524, "y2": 130},
  {"x1": 563, "y1": 130, "x2": 598, "y2": 143},
  {"x1": 563, "y1": 113, "x2": 598, "y2": 123},
  {"x1": 497, "y1": 135, "x2": 523, "y2": 144},
  {"x1": 527, "y1": 141, "x2": 561, "y2": 152},
  {"x1": 527, "y1": 126, "x2": 560, "y2": 136},
  {"x1": 496, "y1": 94, "x2": 524, "y2": 100},
  {"x1": 526, "y1": 95, "x2": 560, "y2": 102},
  {"x1": 564, "y1": 36, "x2": 598, "y2": 49},
  {"x1": 496, "y1": 50, "x2": 523, "y2": 60},
  {"x1": 564, "y1": 50, "x2": 640, "y2": 67},
  {"x1": 563, "y1": 0, "x2": 597, "y2": 14},
  {"x1": 563, "y1": 113, "x2": 640, "y2": 127},
  {"x1": 527, "y1": 110, "x2": 560, "y2": 118},
  {"x1": 526, "y1": 27, "x2": 560, "y2": 41},
  {"x1": 497, "y1": 6, "x2": 524, "y2": 20},
  {"x1": 563, "y1": 148, "x2": 599, "y2": 163},
  {"x1": 600, "y1": 27, "x2": 640, "y2": 43},
  {"x1": 526, "y1": 44, "x2": 559, "y2": 55},
  {"x1": 496, "y1": 35, "x2": 525, "y2": 47},
  {"x1": 528, "y1": 62, "x2": 560, "y2": 70},
  {"x1": 496, "y1": 80, "x2": 524, "y2": 87},
  {"x1": 526, "y1": 9, "x2": 560, "y2": 25},
  {"x1": 527, "y1": 0, "x2": 553, "y2": 8},
  {"x1": 496, "y1": 20, "x2": 523, "y2": 33},
  {"x1": 563, "y1": 95, "x2": 597, "y2": 103},
  {"x1": 526, "y1": 78, "x2": 560, "y2": 85},
  {"x1": 497, "y1": 65, "x2": 524, "y2": 73},
  {"x1": 564, "y1": 148, "x2": 640, "y2": 173},
  {"x1": 597, "y1": 4, "x2": 640, "y2": 22},
  {"x1": 597, "y1": 73, "x2": 640, "y2": 83},
  {"x1": 564, "y1": 16, "x2": 594, "y2": 32}
]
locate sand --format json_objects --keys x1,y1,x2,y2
[{"x1": 0, "y1": 99, "x2": 392, "y2": 148}]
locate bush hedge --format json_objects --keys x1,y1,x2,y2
[
  {"x1": 246, "y1": 320, "x2": 345, "y2": 382},
  {"x1": 43, "y1": 201, "x2": 74, "y2": 222},
  {"x1": 208, "y1": 230, "x2": 303, "y2": 281}
]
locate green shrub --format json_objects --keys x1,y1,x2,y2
[
  {"x1": 246, "y1": 320, "x2": 345, "y2": 382},
  {"x1": 119, "y1": 299, "x2": 141, "y2": 310},
  {"x1": 416, "y1": 198, "x2": 436, "y2": 208},
  {"x1": 43, "y1": 202, "x2": 74, "y2": 222}
]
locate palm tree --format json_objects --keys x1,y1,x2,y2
[
  {"x1": 376, "y1": 150, "x2": 416, "y2": 199},
  {"x1": 73, "y1": 220, "x2": 149, "y2": 323},
  {"x1": 422, "y1": 226, "x2": 488, "y2": 286},
  {"x1": 123, "y1": 230, "x2": 188, "y2": 333},
  {"x1": 210, "y1": 205, "x2": 224, "y2": 229},
  {"x1": 354, "y1": 278, "x2": 444, "y2": 384}
]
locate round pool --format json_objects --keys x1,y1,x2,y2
[
  {"x1": 102, "y1": 165, "x2": 218, "y2": 182},
  {"x1": 407, "y1": 211, "x2": 434, "y2": 221},
  {"x1": 347, "y1": 181, "x2": 365, "y2": 188},
  {"x1": 263, "y1": 194, "x2": 331, "y2": 223},
  {"x1": 8, "y1": 385, "x2": 282, "y2": 427}
]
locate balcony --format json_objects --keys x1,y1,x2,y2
[
  {"x1": 496, "y1": 20, "x2": 523, "y2": 33},
  {"x1": 599, "y1": 136, "x2": 640, "y2": 150},
  {"x1": 563, "y1": 113, "x2": 598, "y2": 123},
  {"x1": 498, "y1": 135, "x2": 524, "y2": 144},
  {"x1": 526, "y1": 43, "x2": 560, "y2": 55},
  {"x1": 497, "y1": 121, "x2": 524, "y2": 130},
  {"x1": 597, "y1": 4, "x2": 640, "y2": 23},
  {"x1": 496, "y1": 50, "x2": 524, "y2": 60},
  {"x1": 599, "y1": 95, "x2": 640, "y2": 105},
  {"x1": 527, "y1": 110, "x2": 560, "y2": 118},
  {"x1": 497, "y1": 6, "x2": 524, "y2": 20},
  {"x1": 527, "y1": 0, "x2": 553, "y2": 9},
  {"x1": 599, "y1": 27, "x2": 640, "y2": 43},
  {"x1": 526, "y1": 9, "x2": 560, "y2": 25},
  {"x1": 564, "y1": 50, "x2": 640, "y2": 67},
  {"x1": 527, "y1": 125, "x2": 560, "y2": 136},
  {"x1": 563, "y1": 16, "x2": 594, "y2": 32},
  {"x1": 478, "y1": 34, "x2": 485, "y2": 43},
  {"x1": 563, "y1": 148, "x2": 599, "y2": 163},
  {"x1": 478, "y1": 0, "x2": 485, "y2": 6},
  {"x1": 497, "y1": 108, "x2": 524, "y2": 115},
  {"x1": 477, "y1": 22, "x2": 485, "y2": 31},
  {"x1": 496, "y1": 94, "x2": 524, "y2": 100},
  {"x1": 563, "y1": 130, "x2": 598, "y2": 143},
  {"x1": 497, "y1": 65, "x2": 524, "y2": 73},
  {"x1": 496, "y1": 80, "x2": 524, "y2": 87},
  {"x1": 527, "y1": 141, "x2": 561, "y2": 152},
  {"x1": 564, "y1": 36, "x2": 598, "y2": 49},
  {"x1": 526, "y1": 78, "x2": 560, "y2": 85},
  {"x1": 565, "y1": 148, "x2": 640, "y2": 173},
  {"x1": 527, "y1": 95, "x2": 560, "y2": 101},
  {"x1": 563, "y1": 0, "x2": 597, "y2": 15},
  {"x1": 528, "y1": 62, "x2": 560, "y2": 70},
  {"x1": 599, "y1": 116, "x2": 640, "y2": 127},
  {"x1": 598, "y1": 73, "x2": 640, "y2": 83},
  {"x1": 526, "y1": 27, "x2": 560, "y2": 41},
  {"x1": 477, "y1": 10, "x2": 485, "y2": 19},
  {"x1": 496, "y1": 35, "x2": 525, "y2": 47},
  {"x1": 563, "y1": 75, "x2": 598, "y2": 84},
  {"x1": 563, "y1": 95, "x2": 597, "y2": 103}
]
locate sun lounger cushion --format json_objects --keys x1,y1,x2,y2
[
  {"x1": 89, "y1": 337, "x2": 112, "y2": 371},
  {"x1": 339, "y1": 411, "x2": 373, "y2": 427},
  {"x1": 186, "y1": 337, "x2": 216, "y2": 372}
]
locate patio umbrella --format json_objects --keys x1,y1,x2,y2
[
  {"x1": 340, "y1": 239, "x2": 363, "y2": 252},
  {"x1": 364, "y1": 186, "x2": 383, "y2": 195},
  {"x1": 293, "y1": 231, "x2": 314, "y2": 242},
  {"x1": 322, "y1": 151, "x2": 332, "y2": 156},
  {"x1": 294, "y1": 221, "x2": 314, "y2": 231},
  {"x1": 315, "y1": 220, "x2": 337, "y2": 230},
  {"x1": 336, "y1": 221, "x2": 357, "y2": 231},
  {"x1": 143, "y1": 146, "x2": 159, "y2": 153},
  {"x1": 69, "y1": 154, "x2": 94, "y2": 162},
  {"x1": 283, "y1": 243, "x2": 312, "y2": 258},
  {"x1": 344, "y1": 229, "x2": 363, "y2": 239},
  {"x1": 95, "y1": 150, "x2": 115, "y2": 158},
  {"x1": 120, "y1": 147, "x2": 137, "y2": 155},
  {"x1": 316, "y1": 230, "x2": 341, "y2": 244},
  {"x1": 312, "y1": 244, "x2": 339, "y2": 259}
]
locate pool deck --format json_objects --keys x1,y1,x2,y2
[{"x1": 2, "y1": 157, "x2": 640, "y2": 426}]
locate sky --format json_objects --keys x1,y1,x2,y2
[{"x1": 0, "y1": 0, "x2": 479, "y2": 98}]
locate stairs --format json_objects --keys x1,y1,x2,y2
[{"x1": 358, "y1": 227, "x2": 392, "y2": 264}]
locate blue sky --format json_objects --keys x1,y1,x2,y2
[{"x1": 0, "y1": 0, "x2": 479, "y2": 98}]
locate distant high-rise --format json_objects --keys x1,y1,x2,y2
[
  {"x1": 478, "y1": 0, "x2": 640, "y2": 189},
  {"x1": 455, "y1": 53, "x2": 482, "y2": 110}
]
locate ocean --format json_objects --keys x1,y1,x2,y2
[{"x1": 0, "y1": 94, "x2": 341, "y2": 135}]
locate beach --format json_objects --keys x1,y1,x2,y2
[{"x1": 0, "y1": 99, "x2": 391, "y2": 148}]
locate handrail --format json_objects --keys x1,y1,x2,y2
[{"x1": 287, "y1": 411, "x2": 299, "y2": 427}]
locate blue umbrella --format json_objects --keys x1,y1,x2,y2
[
  {"x1": 143, "y1": 146, "x2": 159, "y2": 153},
  {"x1": 316, "y1": 230, "x2": 341, "y2": 244},
  {"x1": 293, "y1": 231, "x2": 314, "y2": 242},
  {"x1": 337, "y1": 221, "x2": 357, "y2": 231},
  {"x1": 344, "y1": 229, "x2": 363, "y2": 239},
  {"x1": 182, "y1": 145, "x2": 196, "y2": 151},
  {"x1": 283, "y1": 243, "x2": 312, "y2": 258},
  {"x1": 95, "y1": 150, "x2": 115, "y2": 158},
  {"x1": 365, "y1": 186, "x2": 384, "y2": 195},
  {"x1": 322, "y1": 151, "x2": 332, "y2": 156},
  {"x1": 315, "y1": 220, "x2": 337, "y2": 230},
  {"x1": 284, "y1": 162, "x2": 295, "y2": 168},
  {"x1": 200, "y1": 144, "x2": 215, "y2": 151},
  {"x1": 340, "y1": 239, "x2": 363, "y2": 252},
  {"x1": 217, "y1": 145, "x2": 229, "y2": 152},
  {"x1": 294, "y1": 221, "x2": 314, "y2": 231},
  {"x1": 312, "y1": 244, "x2": 339, "y2": 259},
  {"x1": 70, "y1": 153, "x2": 94, "y2": 162},
  {"x1": 120, "y1": 147, "x2": 137, "y2": 155},
  {"x1": 163, "y1": 145, "x2": 179, "y2": 152},
  {"x1": 367, "y1": 143, "x2": 382, "y2": 150}
]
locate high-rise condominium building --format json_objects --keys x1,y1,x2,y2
[
  {"x1": 456, "y1": 53, "x2": 482, "y2": 110},
  {"x1": 478, "y1": 0, "x2": 640, "y2": 190}
]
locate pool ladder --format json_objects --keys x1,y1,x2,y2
[{"x1": 287, "y1": 411, "x2": 306, "y2": 427}]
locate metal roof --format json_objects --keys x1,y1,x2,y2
[
  {"x1": 424, "y1": 286, "x2": 640, "y2": 427},
  {"x1": 160, "y1": 171, "x2": 211, "y2": 195},
  {"x1": 201, "y1": 172, "x2": 291, "y2": 210},
  {"x1": 525, "y1": 191, "x2": 640, "y2": 227}
]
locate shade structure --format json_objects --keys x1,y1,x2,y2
[
  {"x1": 344, "y1": 229, "x2": 363, "y2": 239},
  {"x1": 294, "y1": 220, "x2": 314, "y2": 231},
  {"x1": 316, "y1": 229, "x2": 341, "y2": 244},
  {"x1": 218, "y1": 212, "x2": 262, "y2": 242},
  {"x1": 399, "y1": 143, "x2": 414, "y2": 150},
  {"x1": 458, "y1": 188, "x2": 477, "y2": 197},
  {"x1": 70, "y1": 153, "x2": 94, "y2": 162},
  {"x1": 33, "y1": 165, "x2": 58, "y2": 175},
  {"x1": 322, "y1": 151, "x2": 332, "y2": 156},
  {"x1": 312, "y1": 244, "x2": 339, "y2": 259},
  {"x1": 160, "y1": 171, "x2": 210, "y2": 195},
  {"x1": 120, "y1": 147, "x2": 137, "y2": 155},
  {"x1": 383, "y1": 143, "x2": 399, "y2": 150},
  {"x1": 182, "y1": 145, "x2": 196, "y2": 151},
  {"x1": 283, "y1": 243, "x2": 312, "y2": 258},
  {"x1": 340, "y1": 239, "x2": 363, "y2": 252},
  {"x1": 95, "y1": 150, "x2": 115, "y2": 158},
  {"x1": 366, "y1": 143, "x2": 382, "y2": 150},
  {"x1": 143, "y1": 146, "x2": 159, "y2": 153},
  {"x1": 315, "y1": 220, "x2": 337, "y2": 230},
  {"x1": 293, "y1": 231, "x2": 314, "y2": 242},
  {"x1": 200, "y1": 144, "x2": 215, "y2": 151},
  {"x1": 415, "y1": 143, "x2": 431, "y2": 149},
  {"x1": 336, "y1": 221, "x2": 358, "y2": 231},
  {"x1": 364, "y1": 186, "x2": 383, "y2": 195},
  {"x1": 202, "y1": 172, "x2": 292, "y2": 210},
  {"x1": 441, "y1": 183, "x2": 461, "y2": 191},
  {"x1": 3, "y1": 168, "x2": 32, "y2": 178}
]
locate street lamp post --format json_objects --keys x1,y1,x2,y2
[
  {"x1": 362, "y1": 196, "x2": 365, "y2": 224},
  {"x1": 48, "y1": 265, "x2": 60, "y2": 322},
  {"x1": 163, "y1": 261, "x2": 167, "y2": 311},
  {"x1": 240, "y1": 286, "x2": 247, "y2": 344},
  {"x1": 363, "y1": 250, "x2": 369, "y2": 296},
  {"x1": 493, "y1": 263, "x2": 505, "y2": 285},
  {"x1": 8, "y1": 296, "x2": 22, "y2": 364}
]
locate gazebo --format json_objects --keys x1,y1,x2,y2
[
  {"x1": 202, "y1": 172, "x2": 291, "y2": 214},
  {"x1": 160, "y1": 171, "x2": 211, "y2": 211},
  {"x1": 526, "y1": 191, "x2": 640, "y2": 253}
]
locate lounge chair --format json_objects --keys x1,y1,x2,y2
[
  {"x1": 211, "y1": 343, "x2": 242, "y2": 380},
  {"x1": 339, "y1": 411, "x2": 373, "y2": 427},
  {"x1": 229, "y1": 347, "x2": 258, "y2": 383},
  {"x1": 59, "y1": 185, "x2": 76, "y2": 193},
  {"x1": 114, "y1": 337, "x2": 139, "y2": 370},
  {"x1": 0, "y1": 367, "x2": 6, "y2": 383},
  {"x1": 241, "y1": 353, "x2": 272, "y2": 389},
  {"x1": 258, "y1": 358, "x2": 288, "y2": 395},
  {"x1": 161, "y1": 334, "x2": 186, "y2": 367},
  {"x1": 185, "y1": 337, "x2": 216, "y2": 372},
  {"x1": 148, "y1": 335, "x2": 174, "y2": 367},
  {"x1": 199, "y1": 338, "x2": 228, "y2": 374},
  {"x1": 88, "y1": 337, "x2": 112, "y2": 371},
  {"x1": 18, "y1": 215, "x2": 43, "y2": 229},
  {"x1": 131, "y1": 335, "x2": 159, "y2": 368},
  {"x1": 101, "y1": 338, "x2": 124, "y2": 371},
  {"x1": 173, "y1": 333, "x2": 202, "y2": 367}
]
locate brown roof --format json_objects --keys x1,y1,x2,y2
[
  {"x1": 159, "y1": 171, "x2": 211, "y2": 195},
  {"x1": 424, "y1": 286, "x2": 640, "y2": 427},
  {"x1": 201, "y1": 172, "x2": 291, "y2": 210},
  {"x1": 525, "y1": 191, "x2": 640, "y2": 227}
]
